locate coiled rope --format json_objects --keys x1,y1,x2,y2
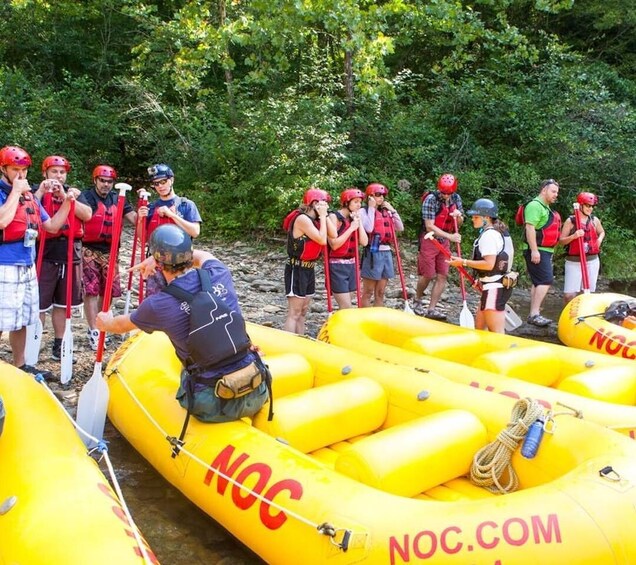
[
  {"x1": 32, "y1": 375, "x2": 154, "y2": 565},
  {"x1": 470, "y1": 397, "x2": 544, "y2": 494}
]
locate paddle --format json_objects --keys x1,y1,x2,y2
[
  {"x1": 60, "y1": 200, "x2": 76, "y2": 384},
  {"x1": 136, "y1": 190, "x2": 150, "y2": 304},
  {"x1": 452, "y1": 216, "x2": 475, "y2": 329},
  {"x1": 353, "y1": 229, "x2": 362, "y2": 308},
  {"x1": 123, "y1": 189, "x2": 150, "y2": 314},
  {"x1": 424, "y1": 232, "x2": 522, "y2": 331},
  {"x1": 389, "y1": 215, "x2": 414, "y2": 314},
  {"x1": 573, "y1": 203, "x2": 590, "y2": 294},
  {"x1": 323, "y1": 245, "x2": 333, "y2": 314},
  {"x1": 76, "y1": 182, "x2": 132, "y2": 447},
  {"x1": 25, "y1": 228, "x2": 46, "y2": 365}
]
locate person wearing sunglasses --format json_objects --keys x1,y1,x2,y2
[
  {"x1": 79, "y1": 164, "x2": 138, "y2": 350},
  {"x1": 138, "y1": 163, "x2": 202, "y2": 296},
  {"x1": 559, "y1": 191, "x2": 605, "y2": 305},
  {"x1": 359, "y1": 182, "x2": 404, "y2": 307},
  {"x1": 520, "y1": 179, "x2": 561, "y2": 327}
]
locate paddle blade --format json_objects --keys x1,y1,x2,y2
[
  {"x1": 123, "y1": 289, "x2": 131, "y2": 316},
  {"x1": 25, "y1": 318, "x2": 43, "y2": 366},
  {"x1": 76, "y1": 362, "x2": 109, "y2": 448},
  {"x1": 504, "y1": 304, "x2": 523, "y2": 332},
  {"x1": 459, "y1": 301, "x2": 475, "y2": 329},
  {"x1": 404, "y1": 300, "x2": 415, "y2": 315},
  {"x1": 60, "y1": 319, "x2": 73, "y2": 384}
]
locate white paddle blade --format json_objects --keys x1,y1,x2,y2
[
  {"x1": 459, "y1": 301, "x2": 475, "y2": 329},
  {"x1": 404, "y1": 301, "x2": 415, "y2": 315},
  {"x1": 25, "y1": 318, "x2": 43, "y2": 366},
  {"x1": 123, "y1": 289, "x2": 131, "y2": 316},
  {"x1": 60, "y1": 319, "x2": 73, "y2": 384},
  {"x1": 504, "y1": 304, "x2": 523, "y2": 332},
  {"x1": 76, "y1": 362, "x2": 109, "y2": 448}
]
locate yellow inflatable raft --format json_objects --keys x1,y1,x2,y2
[
  {"x1": 106, "y1": 326, "x2": 636, "y2": 564},
  {"x1": 0, "y1": 363, "x2": 156, "y2": 564},
  {"x1": 559, "y1": 292, "x2": 636, "y2": 360},
  {"x1": 319, "y1": 307, "x2": 636, "y2": 439}
]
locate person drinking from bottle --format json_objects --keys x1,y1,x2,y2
[
  {"x1": 78, "y1": 165, "x2": 137, "y2": 350},
  {"x1": 448, "y1": 198, "x2": 513, "y2": 334},
  {"x1": 327, "y1": 188, "x2": 368, "y2": 309},
  {"x1": 414, "y1": 174, "x2": 463, "y2": 320},
  {"x1": 559, "y1": 191, "x2": 605, "y2": 305},
  {"x1": 34, "y1": 156, "x2": 92, "y2": 362},
  {"x1": 359, "y1": 183, "x2": 403, "y2": 308},
  {"x1": 0, "y1": 146, "x2": 75, "y2": 378},
  {"x1": 138, "y1": 163, "x2": 202, "y2": 296},
  {"x1": 282, "y1": 188, "x2": 335, "y2": 334}
]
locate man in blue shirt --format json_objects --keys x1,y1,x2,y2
[
  {"x1": 0, "y1": 146, "x2": 75, "y2": 377},
  {"x1": 95, "y1": 225, "x2": 268, "y2": 423}
]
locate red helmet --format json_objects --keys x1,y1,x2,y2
[
  {"x1": 340, "y1": 188, "x2": 365, "y2": 206},
  {"x1": 303, "y1": 188, "x2": 331, "y2": 205},
  {"x1": 577, "y1": 192, "x2": 598, "y2": 206},
  {"x1": 437, "y1": 174, "x2": 457, "y2": 194},
  {"x1": 92, "y1": 165, "x2": 117, "y2": 180},
  {"x1": 365, "y1": 183, "x2": 388, "y2": 197},
  {"x1": 42, "y1": 155, "x2": 71, "y2": 174},
  {"x1": 0, "y1": 145, "x2": 32, "y2": 168}
]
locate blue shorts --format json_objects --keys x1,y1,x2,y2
[
  {"x1": 523, "y1": 249, "x2": 554, "y2": 286},
  {"x1": 328, "y1": 260, "x2": 357, "y2": 293},
  {"x1": 360, "y1": 249, "x2": 395, "y2": 281}
]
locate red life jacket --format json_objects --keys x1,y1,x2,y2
[
  {"x1": 567, "y1": 214, "x2": 600, "y2": 256},
  {"x1": 329, "y1": 212, "x2": 357, "y2": 259},
  {"x1": 1, "y1": 193, "x2": 42, "y2": 243},
  {"x1": 522, "y1": 199, "x2": 561, "y2": 248},
  {"x1": 421, "y1": 192, "x2": 457, "y2": 233},
  {"x1": 41, "y1": 192, "x2": 84, "y2": 239},
  {"x1": 83, "y1": 199, "x2": 116, "y2": 243},
  {"x1": 285, "y1": 210, "x2": 323, "y2": 262},
  {"x1": 366, "y1": 207, "x2": 393, "y2": 245},
  {"x1": 146, "y1": 196, "x2": 185, "y2": 239}
]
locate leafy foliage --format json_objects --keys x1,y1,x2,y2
[{"x1": 0, "y1": 0, "x2": 635, "y2": 279}]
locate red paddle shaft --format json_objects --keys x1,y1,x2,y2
[
  {"x1": 424, "y1": 232, "x2": 482, "y2": 290},
  {"x1": 452, "y1": 216, "x2": 468, "y2": 301},
  {"x1": 573, "y1": 203, "x2": 590, "y2": 292},
  {"x1": 65, "y1": 200, "x2": 76, "y2": 319},
  {"x1": 389, "y1": 215, "x2": 409, "y2": 301},
  {"x1": 353, "y1": 229, "x2": 362, "y2": 308},
  {"x1": 137, "y1": 190, "x2": 151, "y2": 303},
  {"x1": 96, "y1": 183, "x2": 132, "y2": 362},
  {"x1": 323, "y1": 245, "x2": 333, "y2": 313}
]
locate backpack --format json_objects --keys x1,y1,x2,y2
[
  {"x1": 282, "y1": 209, "x2": 301, "y2": 232},
  {"x1": 163, "y1": 268, "x2": 251, "y2": 371},
  {"x1": 515, "y1": 203, "x2": 527, "y2": 226}
]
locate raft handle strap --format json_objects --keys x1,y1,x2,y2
[
  {"x1": 317, "y1": 522, "x2": 352, "y2": 552},
  {"x1": 599, "y1": 466, "x2": 621, "y2": 482}
]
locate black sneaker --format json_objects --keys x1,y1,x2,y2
[
  {"x1": 19, "y1": 364, "x2": 56, "y2": 383},
  {"x1": 51, "y1": 338, "x2": 77, "y2": 363}
]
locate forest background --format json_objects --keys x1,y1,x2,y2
[{"x1": 1, "y1": 0, "x2": 635, "y2": 281}]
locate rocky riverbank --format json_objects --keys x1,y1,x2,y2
[{"x1": 2, "y1": 227, "x2": 562, "y2": 411}]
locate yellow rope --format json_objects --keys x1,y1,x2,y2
[{"x1": 470, "y1": 398, "x2": 544, "y2": 494}]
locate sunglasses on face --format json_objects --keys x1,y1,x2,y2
[
  {"x1": 152, "y1": 179, "x2": 169, "y2": 187},
  {"x1": 373, "y1": 192, "x2": 385, "y2": 197},
  {"x1": 97, "y1": 178, "x2": 114, "y2": 184}
]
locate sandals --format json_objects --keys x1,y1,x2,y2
[
  {"x1": 412, "y1": 300, "x2": 427, "y2": 316},
  {"x1": 526, "y1": 314, "x2": 552, "y2": 327},
  {"x1": 425, "y1": 308, "x2": 447, "y2": 321}
]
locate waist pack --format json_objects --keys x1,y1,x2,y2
[
  {"x1": 501, "y1": 271, "x2": 519, "y2": 289},
  {"x1": 215, "y1": 361, "x2": 263, "y2": 400}
]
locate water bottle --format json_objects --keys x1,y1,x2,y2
[
  {"x1": 370, "y1": 233, "x2": 381, "y2": 253},
  {"x1": 521, "y1": 419, "x2": 544, "y2": 459}
]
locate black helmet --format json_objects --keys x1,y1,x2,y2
[
  {"x1": 149, "y1": 225, "x2": 193, "y2": 267},
  {"x1": 467, "y1": 198, "x2": 498, "y2": 219},
  {"x1": 147, "y1": 163, "x2": 174, "y2": 181}
]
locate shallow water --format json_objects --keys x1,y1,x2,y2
[{"x1": 104, "y1": 424, "x2": 263, "y2": 565}]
